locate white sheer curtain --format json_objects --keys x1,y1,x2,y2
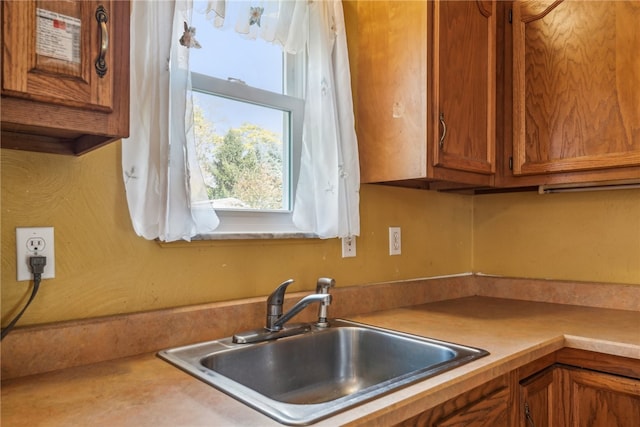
[
  {"x1": 205, "y1": 0, "x2": 307, "y2": 52},
  {"x1": 292, "y1": 0, "x2": 360, "y2": 238},
  {"x1": 122, "y1": 0, "x2": 219, "y2": 242},
  {"x1": 122, "y1": 0, "x2": 359, "y2": 241}
]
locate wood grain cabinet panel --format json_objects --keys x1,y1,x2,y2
[
  {"x1": 395, "y1": 349, "x2": 639, "y2": 427},
  {"x1": 502, "y1": 0, "x2": 640, "y2": 185},
  {"x1": 344, "y1": 0, "x2": 496, "y2": 188},
  {"x1": 561, "y1": 366, "x2": 640, "y2": 427},
  {"x1": 434, "y1": 0, "x2": 495, "y2": 177},
  {"x1": 394, "y1": 375, "x2": 513, "y2": 427},
  {"x1": 434, "y1": 386, "x2": 510, "y2": 426},
  {"x1": 519, "y1": 366, "x2": 561, "y2": 426},
  {"x1": 516, "y1": 350, "x2": 640, "y2": 427},
  {"x1": 1, "y1": 0, "x2": 130, "y2": 155}
]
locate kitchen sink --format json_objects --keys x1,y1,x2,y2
[{"x1": 158, "y1": 319, "x2": 488, "y2": 425}]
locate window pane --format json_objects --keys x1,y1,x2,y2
[
  {"x1": 188, "y1": 1, "x2": 304, "y2": 234},
  {"x1": 192, "y1": 91, "x2": 289, "y2": 211},
  {"x1": 190, "y1": 1, "x2": 284, "y2": 93}
]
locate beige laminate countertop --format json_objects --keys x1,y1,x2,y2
[{"x1": 2, "y1": 296, "x2": 639, "y2": 426}]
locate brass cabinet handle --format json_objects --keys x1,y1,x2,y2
[
  {"x1": 439, "y1": 112, "x2": 447, "y2": 148},
  {"x1": 95, "y1": 5, "x2": 109, "y2": 78},
  {"x1": 524, "y1": 402, "x2": 536, "y2": 427}
]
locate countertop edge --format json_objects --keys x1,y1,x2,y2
[{"x1": 562, "y1": 334, "x2": 640, "y2": 359}]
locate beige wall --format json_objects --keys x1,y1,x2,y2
[
  {"x1": 2, "y1": 143, "x2": 639, "y2": 327},
  {"x1": 473, "y1": 189, "x2": 640, "y2": 285},
  {"x1": 1, "y1": 143, "x2": 472, "y2": 326}
]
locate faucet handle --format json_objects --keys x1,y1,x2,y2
[
  {"x1": 267, "y1": 279, "x2": 294, "y2": 307},
  {"x1": 266, "y1": 279, "x2": 294, "y2": 330},
  {"x1": 316, "y1": 277, "x2": 335, "y2": 294}
]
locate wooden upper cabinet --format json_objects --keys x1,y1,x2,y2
[
  {"x1": 434, "y1": 0, "x2": 496, "y2": 177},
  {"x1": 511, "y1": 0, "x2": 640, "y2": 177},
  {"x1": 345, "y1": 0, "x2": 496, "y2": 188},
  {"x1": 1, "y1": 0, "x2": 130, "y2": 155}
]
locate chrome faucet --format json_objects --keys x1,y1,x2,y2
[
  {"x1": 270, "y1": 293, "x2": 331, "y2": 330},
  {"x1": 266, "y1": 278, "x2": 334, "y2": 331},
  {"x1": 232, "y1": 278, "x2": 335, "y2": 344}
]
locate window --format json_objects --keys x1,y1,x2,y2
[
  {"x1": 189, "y1": 1, "x2": 307, "y2": 235},
  {"x1": 123, "y1": 0, "x2": 359, "y2": 242}
]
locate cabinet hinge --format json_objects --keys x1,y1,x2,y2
[
  {"x1": 509, "y1": 156, "x2": 513, "y2": 170},
  {"x1": 508, "y1": 9, "x2": 513, "y2": 23}
]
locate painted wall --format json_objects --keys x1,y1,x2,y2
[
  {"x1": 1, "y1": 143, "x2": 473, "y2": 326},
  {"x1": 2, "y1": 143, "x2": 638, "y2": 327},
  {"x1": 473, "y1": 190, "x2": 640, "y2": 285}
]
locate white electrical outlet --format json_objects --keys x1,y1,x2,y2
[
  {"x1": 389, "y1": 227, "x2": 401, "y2": 255},
  {"x1": 16, "y1": 227, "x2": 55, "y2": 281},
  {"x1": 341, "y1": 236, "x2": 356, "y2": 258}
]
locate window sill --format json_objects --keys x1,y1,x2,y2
[
  {"x1": 192, "y1": 231, "x2": 318, "y2": 241},
  {"x1": 156, "y1": 231, "x2": 319, "y2": 246}
]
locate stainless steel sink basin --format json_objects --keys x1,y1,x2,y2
[{"x1": 158, "y1": 319, "x2": 488, "y2": 425}]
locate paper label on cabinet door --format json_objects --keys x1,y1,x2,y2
[{"x1": 36, "y1": 9, "x2": 81, "y2": 63}]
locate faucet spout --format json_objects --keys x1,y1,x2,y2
[
  {"x1": 232, "y1": 277, "x2": 336, "y2": 344},
  {"x1": 269, "y1": 293, "x2": 331, "y2": 331}
]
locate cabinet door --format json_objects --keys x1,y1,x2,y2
[
  {"x1": 520, "y1": 366, "x2": 561, "y2": 427},
  {"x1": 347, "y1": 0, "x2": 428, "y2": 183},
  {"x1": 344, "y1": 0, "x2": 495, "y2": 187},
  {"x1": 1, "y1": 0, "x2": 129, "y2": 155},
  {"x1": 561, "y1": 366, "x2": 640, "y2": 427},
  {"x1": 433, "y1": 0, "x2": 496, "y2": 176},
  {"x1": 512, "y1": 0, "x2": 640, "y2": 175},
  {"x1": 2, "y1": 1, "x2": 114, "y2": 111}
]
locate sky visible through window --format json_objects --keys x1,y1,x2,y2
[{"x1": 189, "y1": 0, "x2": 285, "y2": 136}]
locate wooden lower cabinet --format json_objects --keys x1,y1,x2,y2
[
  {"x1": 559, "y1": 366, "x2": 640, "y2": 427},
  {"x1": 520, "y1": 365, "x2": 640, "y2": 427},
  {"x1": 519, "y1": 350, "x2": 640, "y2": 427},
  {"x1": 520, "y1": 366, "x2": 561, "y2": 426},
  {"x1": 395, "y1": 375, "x2": 514, "y2": 426},
  {"x1": 396, "y1": 350, "x2": 639, "y2": 427}
]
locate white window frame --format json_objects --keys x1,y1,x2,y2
[{"x1": 190, "y1": 52, "x2": 311, "y2": 239}]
